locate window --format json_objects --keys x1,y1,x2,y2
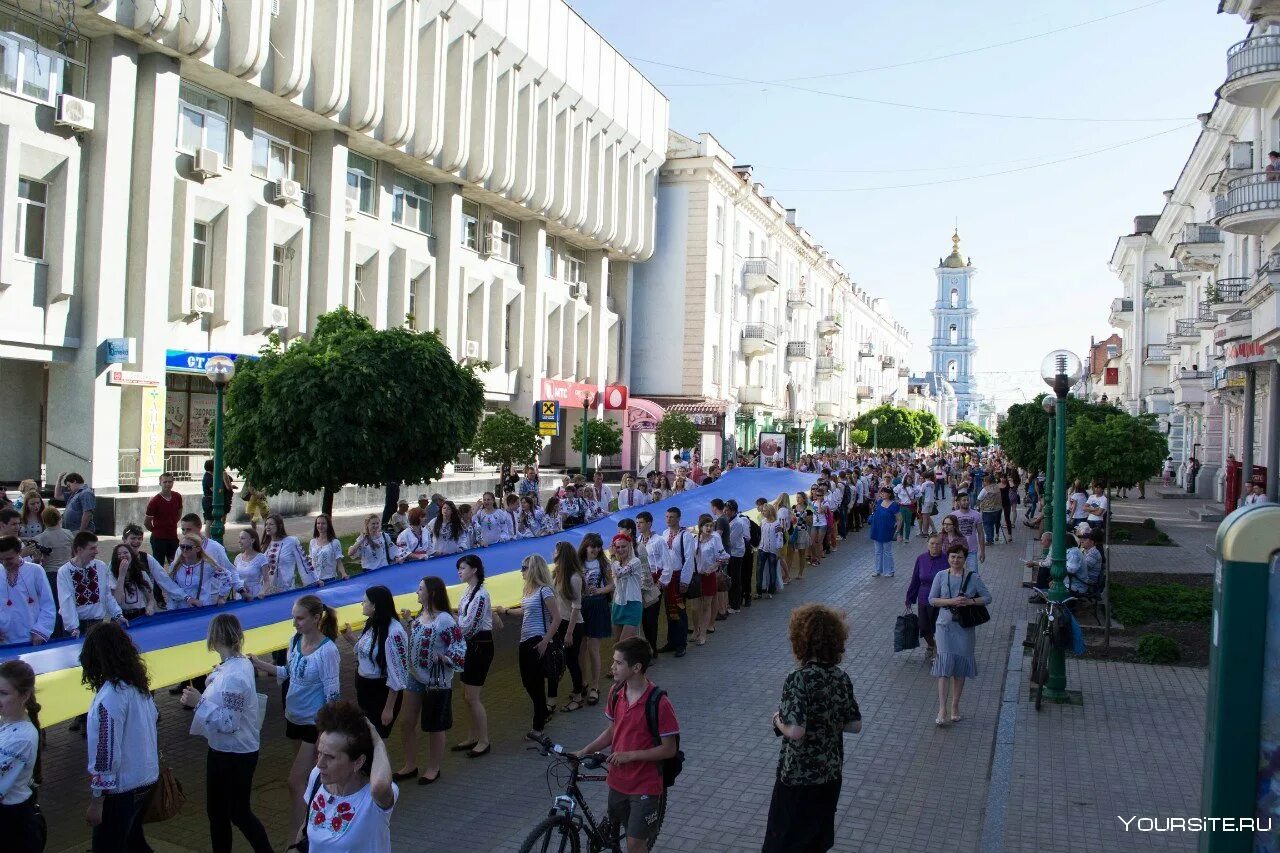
[
  {"x1": 711, "y1": 344, "x2": 720, "y2": 380},
  {"x1": 544, "y1": 243, "x2": 556, "y2": 278},
  {"x1": 1105, "y1": 367, "x2": 1119, "y2": 385},
  {"x1": 0, "y1": 9, "x2": 87, "y2": 105},
  {"x1": 565, "y1": 249, "x2": 585, "y2": 285},
  {"x1": 949, "y1": 288, "x2": 959, "y2": 308},
  {"x1": 1106, "y1": 344, "x2": 1119, "y2": 359},
  {"x1": 346, "y1": 152, "x2": 376, "y2": 214},
  {"x1": 391, "y1": 172, "x2": 432, "y2": 233},
  {"x1": 461, "y1": 200, "x2": 480, "y2": 250},
  {"x1": 493, "y1": 214, "x2": 520, "y2": 264},
  {"x1": 715, "y1": 205, "x2": 724, "y2": 244},
  {"x1": 271, "y1": 245, "x2": 288, "y2": 307},
  {"x1": 251, "y1": 114, "x2": 310, "y2": 187},
  {"x1": 191, "y1": 222, "x2": 211, "y2": 291},
  {"x1": 946, "y1": 360, "x2": 958, "y2": 381},
  {"x1": 177, "y1": 82, "x2": 230, "y2": 157},
  {"x1": 15, "y1": 178, "x2": 46, "y2": 260},
  {"x1": 949, "y1": 324, "x2": 958, "y2": 345},
  {"x1": 353, "y1": 262, "x2": 369, "y2": 313},
  {"x1": 712, "y1": 273, "x2": 722, "y2": 309}
]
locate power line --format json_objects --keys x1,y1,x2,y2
[
  {"x1": 657, "y1": 0, "x2": 1171, "y2": 85},
  {"x1": 764, "y1": 122, "x2": 1195, "y2": 192}
]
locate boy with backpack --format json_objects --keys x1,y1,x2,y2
[{"x1": 577, "y1": 637, "x2": 681, "y2": 853}]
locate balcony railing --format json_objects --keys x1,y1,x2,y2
[
  {"x1": 1197, "y1": 301, "x2": 1216, "y2": 326},
  {"x1": 1215, "y1": 172, "x2": 1280, "y2": 233},
  {"x1": 1109, "y1": 297, "x2": 1134, "y2": 321},
  {"x1": 786, "y1": 340, "x2": 812, "y2": 360},
  {"x1": 1174, "y1": 369, "x2": 1213, "y2": 381},
  {"x1": 856, "y1": 385, "x2": 874, "y2": 400},
  {"x1": 1144, "y1": 344, "x2": 1172, "y2": 363},
  {"x1": 786, "y1": 287, "x2": 812, "y2": 307},
  {"x1": 1174, "y1": 318, "x2": 1198, "y2": 338},
  {"x1": 1145, "y1": 271, "x2": 1181, "y2": 290},
  {"x1": 1181, "y1": 223, "x2": 1222, "y2": 245},
  {"x1": 816, "y1": 314, "x2": 842, "y2": 336},
  {"x1": 898, "y1": 366, "x2": 909, "y2": 378},
  {"x1": 1212, "y1": 277, "x2": 1248, "y2": 305},
  {"x1": 880, "y1": 355, "x2": 896, "y2": 369},
  {"x1": 859, "y1": 342, "x2": 875, "y2": 358},
  {"x1": 1223, "y1": 34, "x2": 1280, "y2": 106},
  {"x1": 742, "y1": 257, "x2": 780, "y2": 293},
  {"x1": 816, "y1": 355, "x2": 842, "y2": 374}
]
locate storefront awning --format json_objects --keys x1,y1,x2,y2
[{"x1": 665, "y1": 400, "x2": 727, "y2": 416}]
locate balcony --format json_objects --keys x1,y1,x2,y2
[
  {"x1": 1215, "y1": 312, "x2": 1252, "y2": 344},
  {"x1": 1210, "y1": 277, "x2": 1248, "y2": 311},
  {"x1": 1144, "y1": 272, "x2": 1185, "y2": 308},
  {"x1": 1109, "y1": 297, "x2": 1134, "y2": 327},
  {"x1": 856, "y1": 385, "x2": 874, "y2": 400},
  {"x1": 742, "y1": 257, "x2": 780, "y2": 294},
  {"x1": 1171, "y1": 369, "x2": 1212, "y2": 407},
  {"x1": 880, "y1": 355, "x2": 896, "y2": 369},
  {"x1": 1214, "y1": 172, "x2": 1280, "y2": 235},
  {"x1": 816, "y1": 314, "x2": 842, "y2": 337},
  {"x1": 1144, "y1": 343, "x2": 1172, "y2": 365},
  {"x1": 815, "y1": 400, "x2": 841, "y2": 418},
  {"x1": 740, "y1": 322, "x2": 777, "y2": 357},
  {"x1": 898, "y1": 366, "x2": 910, "y2": 378},
  {"x1": 786, "y1": 286, "x2": 812, "y2": 308},
  {"x1": 1172, "y1": 223, "x2": 1224, "y2": 271},
  {"x1": 859, "y1": 342, "x2": 875, "y2": 358},
  {"x1": 1142, "y1": 386, "x2": 1174, "y2": 415},
  {"x1": 1219, "y1": 34, "x2": 1280, "y2": 108},
  {"x1": 738, "y1": 384, "x2": 771, "y2": 406},
  {"x1": 1170, "y1": 318, "x2": 1199, "y2": 345},
  {"x1": 1195, "y1": 300, "x2": 1217, "y2": 329},
  {"x1": 816, "y1": 355, "x2": 843, "y2": 376},
  {"x1": 786, "y1": 340, "x2": 813, "y2": 362}
]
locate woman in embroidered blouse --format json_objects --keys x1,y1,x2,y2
[
  {"x1": 310, "y1": 514, "x2": 347, "y2": 582},
  {"x1": 108, "y1": 543, "x2": 155, "y2": 621},
  {"x1": 234, "y1": 529, "x2": 269, "y2": 600},
  {"x1": 576, "y1": 533, "x2": 614, "y2": 706},
  {"x1": 80, "y1": 622, "x2": 159, "y2": 851},
  {"x1": 173, "y1": 533, "x2": 241, "y2": 607},
  {"x1": 348, "y1": 514, "x2": 398, "y2": 573},
  {"x1": 340, "y1": 585, "x2": 407, "y2": 740},
  {"x1": 394, "y1": 577, "x2": 465, "y2": 786},
  {"x1": 16, "y1": 492, "x2": 44, "y2": 540},
  {"x1": 453, "y1": 555, "x2": 493, "y2": 758},
  {"x1": 251, "y1": 595, "x2": 342, "y2": 839},
  {"x1": 263, "y1": 515, "x2": 318, "y2": 593},
  {"x1": 608, "y1": 533, "x2": 643, "y2": 642},
  {"x1": 181, "y1": 614, "x2": 272, "y2": 853},
  {"x1": 514, "y1": 495, "x2": 544, "y2": 539},
  {"x1": 473, "y1": 492, "x2": 513, "y2": 547},
  {"x1": 394, "y1": 509, "x2": 431, "y2": 563},
  {"x1": 0, "y1": 660, "x2": 42, "y2": 852},
  {"x1": 581, "y1": 485, "x2": 604, "y2": 521},
  {"x1": 542, "y1": 497, "x2": 563, "y2": 536},
  {"x1": 550, "y1": 541, "x2": 586, "y2": 712},
  {"x1": 693, "y1": 513, "x2": 730, "y2": 647},
  {"x1": 427, "y1": 501, "x2": 467, "y2": 557}
]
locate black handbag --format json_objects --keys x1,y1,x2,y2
[
  {"x1": 537, "y1": 587, "x2": 565, "y2": 681},
  {"x1": 952, "y1": 572, "x2": 991, "y2": 629},
  {"x1": 894, "y1": 611, "x2": 920, "y2": 652}
]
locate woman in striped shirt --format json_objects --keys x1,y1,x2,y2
[{"x1": 496, "y1": 555, "x2": 562, "y2": 739}]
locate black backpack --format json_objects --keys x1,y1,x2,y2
[{"x1": 608, "y1": 684, "x2": 684, "y2": 788}]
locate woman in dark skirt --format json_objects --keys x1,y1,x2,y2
[
  {"x1": 340, "y1": 585, "x2": 407, "y2": 738},
  {"x1": 904, "y1": 535, "x2": 949, "y2": 663},
  {"x1": 453, "y1": 554, "x2": 494, "y2": 757},
  {"x1": 763, "y1": 604, "x2": 862, "y2": 853},
  {"x1": 576, "y1": 533, "x2": 614, "y2": 705}
]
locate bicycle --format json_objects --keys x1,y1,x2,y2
[
  {"x1": 1028, "y1": 587, "x2": 1078, "y2": 711},
  {"x1": 519, "y1": 734, "x2": 667, "y2": 853}
]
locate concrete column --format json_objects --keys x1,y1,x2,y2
[
  {"x1": 1270, "y1": 361, "x2": 1280, "y2": 502},
  {"x1": 1242, "y1": 369, "x2": 1256, "y2": 502},
  {"x1": 306, "y1": 130, "x2": 350, "y2": 328},
  {"x1": 584, "y1": 249, "x2": 609, "y2": 387},
  {"x1": 45, "y1": 36, "x2": 139, "y2": 489},
  {"x1": 431, "y1": 183, "x2": 463, "y2": 356},
  {"x1": 518, "y1": 220, "x2": 548, "y2": 413}
]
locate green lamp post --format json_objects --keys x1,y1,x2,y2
[
  {"x1": 1042, "y1": 395, "x2": 1056, "y2": 535},
  {"x1": 204, "y1": 354, "x2": 236, "y2": 545},
  {"x1": 871, "y1": 416, "x2": 880, "y2": 452},
  {"x1": 1040, "y1": 349, "x2": 1082, "y2": 703},
  {"x1": 579, "y1": 395, "x2": 591, "y2": 477}
]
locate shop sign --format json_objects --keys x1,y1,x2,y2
[
  {"x1": 539, "y1": 378, "x2": 599, "y2": 406},
  {"x1": 1221, "y1": 340, "x2": 1278, "y2": 369},
  {"x1": 106, "y1": 369, "x2": 160, "y2": 387},
  {"x1": 533, "y1": 400, "x2": 561, "y2": 437},
  {"x1": 105, "y1": 337, "x2": 135, "y2": 364},
  {"x1": 165, "y1": 349, "x2": 257, "y2": 375}
]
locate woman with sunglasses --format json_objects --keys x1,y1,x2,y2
[
  {"x1": 576, "y1": 533, "x2": 613, "y2": 705},
  {"x1": 453, "y1": 555, "x2": 493, "y2": 758},
  {"x1": 173, "y1": 533, "x2": 241, "y2": 606},
  {"x1": 495, "y1": 555, "x2": 562, "y2": 739}
]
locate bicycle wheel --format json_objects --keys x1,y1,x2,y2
[{"x1": 520, "y1": 815, "x2": 582, "y2": 853}]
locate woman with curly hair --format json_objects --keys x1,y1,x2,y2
[
  {"x1": 79, "y1": 622, "x2": 160, "y2": 852},
  {"x1": 763, "y1": 604, "x2": 862, "y2": 853}
]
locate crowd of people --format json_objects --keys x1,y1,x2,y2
[{"x1": 0, "y1": 444, "x2": 1106, "y2": 853}]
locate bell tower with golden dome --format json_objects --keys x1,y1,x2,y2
[{"x1": 929, "y1": 229, "x2": 978, "y2": 424}]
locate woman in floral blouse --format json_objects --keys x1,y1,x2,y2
[{"x1": 764, "y1": 604, "x2": 862, "y2": 853}]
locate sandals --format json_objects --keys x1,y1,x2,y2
[
  {"x1": 561, "y1": 696, "x2": 585, "y2": 713},
  {"x1": 450, "y1": 740, "x2": 478, "y2": 752},
  {"x1": 585, "y1": 688, "x2": 600, "y2": 706}
]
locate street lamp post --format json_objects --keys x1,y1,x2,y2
[
  {"x1": 1042, "y1": 395, "x2": 1056, "y2": 535},
  {"x1": 204, "y1": 355, "x2": 237, "y2": 545},
  {"x1": 580, "y1": 396, "x2": 590, "y2": 477},
  {"x1": 1040, "y1": 349, "x2": 1082, "y2": 703},
  {"x1": 871, "y1": 417, "x2": 880, "y2": 452}
]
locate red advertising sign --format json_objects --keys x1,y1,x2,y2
[
  {"x1": 540, "y1": 378, "x2": 599, "y2": 406},
  {"x1": 602, "y1": 384, "x2": 629, "y2": 410}
]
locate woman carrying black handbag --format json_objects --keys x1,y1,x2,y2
[
  {"x1": 927, "y1": 543, "x2": 992, "y2": 727},
  {"x1": 496, "y1": 554, "x2": 563, "y2": 740}
]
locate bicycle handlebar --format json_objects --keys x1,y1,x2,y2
[
  {"x1": 1029, "y1": 587, "x2": 1079, "y2": 605},
  {"x1": 526, "y1": 733, "x2": 608, "y2": 769}
]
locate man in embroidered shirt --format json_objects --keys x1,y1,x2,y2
[
  {"x1": 144, "y1": 472, "x2": 184, "y2": 566},
  {"x1": 0, "y1": 535, "x2": 55, "y2": 644},
  {"x1": 618, "y1": 474, "x2": 648, "y2": 511},
  {"x1": 654, "y1": 508, "x2": 694, "y2": 658},
  {"x1": 56, "y1": 532, "x2": 125, "y2": 637},
  {"x1": 179, "y1": 514, "x2": 239, "y2": 579},
  {"x1": 578, "y1": 637, "x2": 679, "y2": 853},
  {"x1": 593, "y1": 471, "x2": 615, "y2": 512}
]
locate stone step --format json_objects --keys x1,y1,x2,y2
[
  {"x1": 1189, "y1": 504, "x2": 1226, "y2": 523},
  {"x1": 1156, "y1": 488, "x2": 1197, "y2": 500}
]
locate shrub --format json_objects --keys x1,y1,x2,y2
[
  {"x1": 1111, "y1": 583, "x2": 1212, "y2": 626},
  {"x1": 1147, "y1": 532, "x2": 1174, "y2": 546},
  {"x1": 1112, "y1": 529, "x2": 1131, "y2": 542},
  {"x1": 1140, "y1": 518, "x2": 1157, "y2": 530},
  {"x1": 1135, "y1": 634, "x2": 1180, "y2": 664}
]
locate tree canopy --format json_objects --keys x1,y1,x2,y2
[
  {"x1": 848, "y1": 428, "x2": 869, "y2": 448},
  {"x1": 951, "y1": 420, "x2": 993, "y2": 447},
  {"x1": 222, "y1": 307, "x2": 485, "y2": 513},
  {"x1": 654, "y1": 413, "x2": 701, "y2": 453},
  {"x1": 571, "y1": 416, "x2": 623, "y2": 459},
  {"x1": 852, "y1": 405, "x2": 923, "y2": 449},
  {"x1": 1067, "y1": 411, "x2": 1168, "y2": 489},
  {"x1": 469, "y1": 409, "x2": 542, "y2": 471},
  {"x1": 810, "y1": 424, "x2": 839, "y2": 449},
  {"x1": 998, "y1": 394, "x2": 1117, "y2": 473},
  {"x1": 910, "y1": 410, "x2": 944, "y2": 447}
]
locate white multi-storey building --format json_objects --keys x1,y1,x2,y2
[
  {"x1": 0, "y1": 0, "x2": 666, "y2": 489},
  {"x1": 629, "y1": 131, "x2": 910, "y2": 469},
  {"x1": 1108, "y1": 0, "x2": 1280, "y2": 503}
]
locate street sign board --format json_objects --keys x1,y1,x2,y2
[{"x1": 535, "y1": 400, "x2": 560, "y2": 437}]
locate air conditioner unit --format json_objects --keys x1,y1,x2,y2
[
  {"x1": 184, "y1": 286, "x2": 216, "y2": 315},
  {"x1": 192, "y1": 147, "x2": 222, "y2": 179},
  {"x1": 483, "y1": 219, "x2": 505, "y2": 255},
  {"x1": 272, "y1": 178, "x2": 303, "y2": 206},
  {"x1": 344, "y1": 195, "x2": 359, "y2": 220},
  {"x1": 1227, "y1": 141, "x2": 1254, "y2": 172},
  {"x1": 464, "y1": 339, "x2": 481, "y2": 359},
  {"x1": 568, "y1": 283, "x2": 583, "y2": 300},
  {"x1": 55, "y1": 94, "x2": 95, "y2": 133},
  {"x1": 268, "y1": 304, "x2": 289, "y2": 328}
]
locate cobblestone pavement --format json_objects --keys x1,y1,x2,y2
[
  {"x1": 37, "y1": 491, "x2": 1211, "y2": 852},
  {"x1": 1105, "y1": 492, "x2": 1217, "y2": 576}
]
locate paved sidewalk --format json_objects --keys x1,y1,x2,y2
[
  {"x1": 35, "y1": 493, "x2": 1211, "y2": 852},
  {"x1": 1105, "y1": 491, "x2": 1218, "y2": 575}
]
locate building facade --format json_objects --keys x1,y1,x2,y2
[
  {"x1": 915, "y1": 232, "x2": 978, "y2": 427},
  {"x1": 0, "y1": 0, "x2": 667, "y2": 487},
  {"x1": 629, "y1": 131, "x2": 910, "y2": 470},
  {"x1": 1082, "y1": 333, "x2": 1124, "y2": 405},
  {"x1": 1107, "y1": 0, "x2": 1280, "y2": 502}
]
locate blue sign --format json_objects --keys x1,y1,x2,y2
[
  {"x1": 165, "y1": 349, "x2": 257, "y2": 375},
  {"x1": 105, "y1": 337, "x2": 134, "y2": 364},
  {"x1": 535, "y1": 400, "x2": 560, "y2": 424}
]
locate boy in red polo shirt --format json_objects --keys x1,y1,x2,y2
[{"x1": 577, "y1": 637, "x2": 679, "y2": 853}]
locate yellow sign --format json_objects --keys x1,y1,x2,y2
[
  {"x1": 541, "y1": 401, "x2": 557, "y2": 420},
  {"x1": 140, "y1": 385, "x2": 166, "y2": 478},
  {"x1": 539, "y1": 422, "x2": 559, "y2": 436}
]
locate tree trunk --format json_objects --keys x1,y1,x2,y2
[{"x1": 322, "y1": 485, "x2": 335, "y2": 517}]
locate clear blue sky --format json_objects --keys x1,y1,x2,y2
[{"x1": 570, "y1": 0, "x2": 1241, "y2": 410}]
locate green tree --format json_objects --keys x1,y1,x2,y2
[
  {"x1": 998, "y1": 394, "x2": 1116, "y2": 472},
  {"x1": 810, "y1": 424, "x2": 839, "y2": 449},
  {"x1": 852, "y1": 405, "x2": 922, "y2": 449},
  {"x1": 571, "y1": 417, "x2": 623, "y2": 461},
  {"x1": 654, "y1": 413, "x2": 701, "y2": 453},
  {"x1": 223, "y1": 307, "x2": 485, "y2": 515},
  {"x1": 911, "y1": 410, "x2": 944, "y2": 446},
  {"x1": 1067, "y1": 411, "x2": 1168, "y2": 489},
  {"x1": 951, "y1": 420, "x2": 993, "y2": 447},
  {"x1": 848, "y1": 428, "x2": 869, "y2": 448},
  {"x1": 469, "y1": 410, "x2": 542, "y2": 486}
]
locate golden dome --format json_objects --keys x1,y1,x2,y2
[{"x1": 941, "y1": 229, "x2": 967, "y2": 268}]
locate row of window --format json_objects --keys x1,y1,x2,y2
[{"x1": 0, "y1": 10, "x2": 88, "y2": 106}]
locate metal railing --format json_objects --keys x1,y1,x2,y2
[
  {"x1": 1213, "y1": 277, "x2": 1248, "y2": 303},
  {"x1": 786, "y1": 340, "x2": 812, "y2": 359},
  {"x1": 1218, "y1": 172, "x2": 1280, "y2": 222},
  {"x1": 1175, "y1": 369, "x2": 1213, "y2": 381},
  {"x1": 1110, "y1": 297, "x2": 1134, "y2": 315},
  {"x1": 118, "y1": 448, "x2": 140, "y2": 488},
  {"x1": 859, "y1": 342, "x2": 875, "y2": 357},
  {"x1": 1145, "y1": 271, "x2": 1181, "y2": 289},
  {"x1": 451, "y1": 452, "x2": 500, "y2": 474},
  {"x1": 741, "y1": 322, "x2": 778, "y2": 343},
  {"x1": 1180, "y1": 223, "x2": 1222, "y2": 244},
  {"x1": 742, "y1": 257, "x2": 780, "y2": 282},
  {"x1": 1144, "y1": 344, "x2": 1171, "y2": 362},
  {"x1": 816, "y1": 355, "x2": 842, "y2": 373},
  {"x1": 1225, "y1": 34, "x2": 1280, "y2": 84},
  {"x1": 856, "y1": 385, "x2": 874, "y2": 399},
  {"x1": 164, "y1": 447, "x2": 214, "y2": 482},
  {"x1": 786, "y1": 287, "x2": 811, "y2": 306},
  {"x1": 1198, "y1": 301, "x2": 1216, "y2": 323},
  {"x1": 1175, "y1": 318, "x2": 1197, "y2": 337},
  {"x1": 880, "y1": 355, "x2": 896, "y2": 369}
]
